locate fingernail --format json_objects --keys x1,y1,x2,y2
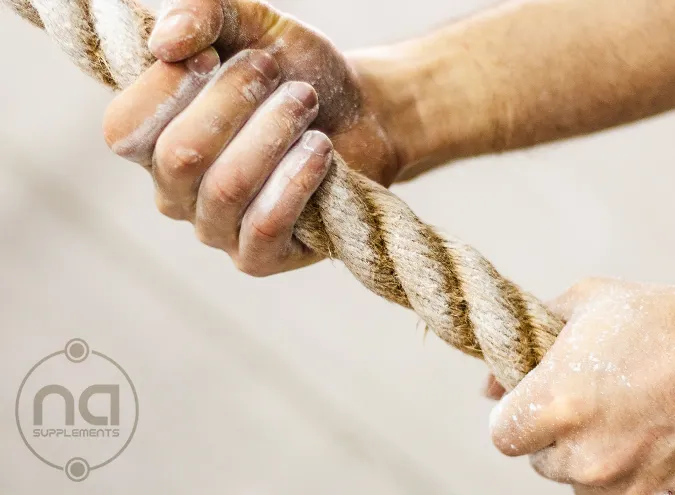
[
  {"x1": 186, "y1": 47, "x2": 220, "y2": 75},
  {"x1": 149, "y1": 12, "x2": 196, "y2": 57},
  {"x1": 286, "y1": 82, "x2": 318, "y2": 109},
  {"x1": 249, "y1": 51, "x2": 280, "y2": 81},
  {"x1": 302, "y1": 131, "x2": 331, "y2": 156}
]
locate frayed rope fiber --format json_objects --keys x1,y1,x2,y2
[{"x1": 3, "y1": 0, "x2": 565, "y2": 390}]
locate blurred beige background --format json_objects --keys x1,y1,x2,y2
[{"x1": 2, "y1": 0, "x2": 674, "y2": 493}]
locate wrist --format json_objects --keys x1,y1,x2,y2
[{"x1": 348, "y1": 32, "x2": 501, "y2": 178}]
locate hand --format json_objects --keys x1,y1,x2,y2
[
  {"x1": 102, "y1": 0, "x2": 400, "y2": 276},
  {"x1": 489, "y1": 278, "x2": 675, "y2": 495}
]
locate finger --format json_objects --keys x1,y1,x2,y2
[
  {"x1": 236, "y1": 131, "x2": 332, "y2": 276},
  {"x1": 490, "y1": 370, "x2": 572, "y2": 457},
  {"x1": 195, "y1": 81, "x2": 319, "y2": 251},
  {"x1": 484, "y1": 374, "x2": 507, "y2": 400},
  {"x1": 573, "y1": 485, "x2": 608, "y2": 495},
  {"x1": 574, "y1": 483, "x2": 629, "y2": 495},
  {"x1": 103, "y1": 47, "x2": 220, "y2": 166},
  {"x1": 153, "y1": 49, "x2": 281, "y2": 220},
  {"x1": 149, "y1": 0, "x2": 224, "y2": 62},
  {"x1": 529, "y1": 445, "x2": 575, "y2": 484},
  {"x1": 149, "y1": 0, "x2": 285, "y2": 63}
]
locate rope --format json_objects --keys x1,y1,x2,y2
[{"x1": 2, "y1": 0, "x2": 565, "y2": 390}]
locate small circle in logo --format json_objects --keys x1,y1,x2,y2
[
  {"x1": 65, "y1": 457, "x2": 90, "y2": 482},
  {"x1": 64, "y1": 338, "x2": 90, "y2": 363},
  {"x1": 15, "y1": 339, "x2": 138, "y2": 481}
]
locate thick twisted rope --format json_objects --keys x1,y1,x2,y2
[{"x1": 3, "y1": 0, "x2": 565, "y2": 390}]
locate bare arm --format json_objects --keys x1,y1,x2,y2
[
  {"x1": 353, "y1": 0, "x2": 675, "y2": 179},
  {"x1": 103, "y1": 0, "x2": 675, "y2": 277}
]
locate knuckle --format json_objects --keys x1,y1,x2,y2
[
  {"x1": 549, "y1": 394, "x2": 586, "y2": 429},
  {"x1": 201, "y1": 168, "x2": 251, "y2": 208},
  {"x1": 528, "y1": 450, "x2": 574, "y2": 483},
  {"x1": 528, "y1": 453, "x2": 549, "y2": 478},
  {"x1": 573, "y1": 457, "x2": 625, "y2": 487},
  {"x1": 103, "y1": 128, "x2": 141, "y2": 164},
  {"x1": 103, "y1": 110, "x2": 152, "y2": 164},
  {"x1": 155, "y1": 139, "x2": 204, "y2": 180},
  {"x1": 194, "y1": 223, "x2": 228, "y2": 251},
  {"x1": 155, "y1": 195, "x2": 187, "y2": 221},
  {"x1": 225, "y1": 50, "x2": 276, "y2": 106},
  {"x1": 229, "y1": 77, "x2": 267, "y2": 107},
  {"x1": 233, "y1": 254, "x2": 274, "y2": 278},
  {"x1": 193, "y1": 225, "x2": 212, "y2": 247},
  {"x1": 237, "y1": 215, "x2": 292, "y2": 277},
  {"x1": 573, "y1": 436, "x2": 646, "y2": 488},
  {"x1": 208, "y1": 113, "x2": 229, "y2": 135},
  {"x1": 249, "y1": 216, "x2": 282, "y2": 244}
]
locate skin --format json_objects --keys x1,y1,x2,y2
[
  {"x1": 489, "y1": 278, "x2": 675, "y2": 494},
  {"x1": 103, "y1": 2, "x2": 675, "y2": 487},
  {"x1": 355, "y1": 0, "x2": 675, "y2": 179},
  {"x1": 104, "y1": 0, "x2": 399, "y2": 276},
  {"x1": 104, "y1": 0, "x2": 675, "y2": 276}
]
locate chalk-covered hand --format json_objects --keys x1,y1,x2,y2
[
  {"x1": 103, "y1": 0, "x2": 400, "y2": 276},
  {"x1": 490, "y1": 278, "x2": 675, "y2": 494}
]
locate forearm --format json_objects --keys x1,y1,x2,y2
[{"x1": 352, "y1": 0, "x2": 675, "y2": 176}]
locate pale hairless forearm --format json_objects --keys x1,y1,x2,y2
[{"x1": 352, "y1": 0, "x2": 675, "y2": 176}]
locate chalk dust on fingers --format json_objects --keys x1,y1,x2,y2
[
  {"x1": 111, "y1": 63, "x2": 219, "y2": 164},
  {"x1": 253, "y1": 134, "x2": 320, "y2": 215}
]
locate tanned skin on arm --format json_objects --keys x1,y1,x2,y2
[
  {"x1": 104, "y1": 0, "x2": 675, "y2": 276},
  {"x1": 351, "y1": 0, "x2": 675, "y2": 179}
]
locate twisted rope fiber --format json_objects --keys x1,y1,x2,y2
[{"x1": 4, "y1": 0, "x2": 565, "y2": 390}]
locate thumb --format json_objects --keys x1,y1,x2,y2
[
  {"x1": 149, "y1": 0, "x2": 225, "y2": 62},
  {"x1": 149, "y1": 0, "x2": 283, "y2": 63}
]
